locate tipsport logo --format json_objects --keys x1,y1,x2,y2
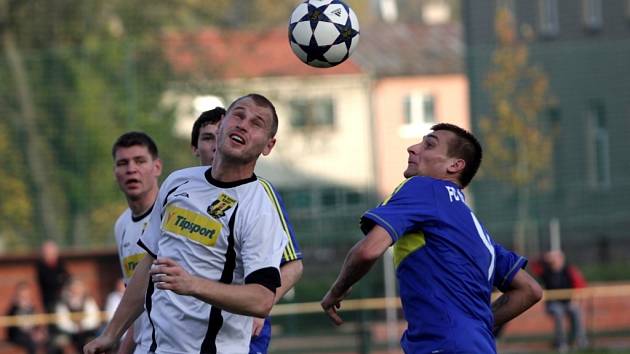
[{"x1": 163, "y1": 205, "x2": 222, "y2": 247}]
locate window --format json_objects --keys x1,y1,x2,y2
[
  {"x1": 582, "y1": 0, "x2": 603, "y2": 31},
  {"x1": 290, "y1": 97, "x2": 335, "y2": 129},
  {"x1": 280, "y1": 187, "x2": 369, "y2": 215},
  {"x1": 321, "y1": 188, "x2": 338, "y2": 208},
  {"x1": 586, "y1": 101, "x2": 610, "y2": 189},
  {"x1": 283, "y1": 190, "x2": 312, "y2": 210},
  {"x1": 403, "y1": 91, "x2": 435, "y2": 126},
  {"x1": 538, "y1": 0, "x2": 559, "y2": 37}
]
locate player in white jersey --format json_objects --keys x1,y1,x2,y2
[
  {"x1": 112, "y1": 131, "x2": 162, "y2": 354},
  {"x1": 85, "y1": 94, "x2": 289, "y2": 354},
  {"x1": 190, "y1": 107, "x2": 304, "y2": 354}
]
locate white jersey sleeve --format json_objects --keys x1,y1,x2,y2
[{"x1": 239, "y1": 207, "x2": 287, "y2": 281}]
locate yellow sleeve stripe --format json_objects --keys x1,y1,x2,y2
[
  {"x1": 258, "y1": 178, "x2": 298, "y2": 261},
  {"x1": 382, "y1": 178, "x2": 412, "y2": 206}
]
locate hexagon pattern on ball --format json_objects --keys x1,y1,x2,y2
[{"x1": 288, "y1": 0, "x2": 360, "y2": 68}]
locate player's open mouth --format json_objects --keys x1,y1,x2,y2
[
  {"x1": 126, "y1": 179, "x2": 140, "y2": 186},
  {"x1": 230, "y1": 134, "x2": 245, "y2": 145}
]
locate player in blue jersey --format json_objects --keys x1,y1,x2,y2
[
  {"x1": 191, "y1": 107, "x2": 304, "y2": 354},
  {"x1": 321, "y1": 123, "x2": 542, "y2": 353}
]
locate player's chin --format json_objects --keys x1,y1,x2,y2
[{"x1": 224, "y1": 149, "x2": 258, "y2": 164}]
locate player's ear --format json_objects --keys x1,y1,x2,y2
[
  {"x1": 154, "y1": 158, "x2": 163, "y2": 177},
  {"x1": 191, "y1": 145, "x2": 200, "y2": 158},
  {"x1": 447, "y1": 158, "x2": 465, "y2": 175},
  {"x1": 262, "y1": 137, "x2": 276, "y2": 156}
]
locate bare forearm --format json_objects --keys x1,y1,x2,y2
[
  {"x1": 103, "y1": 256, "x2": 152, "y2": 340},
  {"x1": 330, "y1": 246, "x2": 379, "y2": 297},
  {"x1": 492, "y1": 270, "x2": 543, "y2": 328},
  {"x1": 322, "y1": 227, "x2": 391, "y2": 325},
  {"x1": 275, "y1": 260, "x2": 303, "y2": 304},
  {"x1": 117, "y1": 326, "x2": 136, "y2": 354},
  {"x1": 191, "y1": 278, "x2": 275, "y2": 317}
]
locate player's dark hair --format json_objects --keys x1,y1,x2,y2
[
  {"x1": 111, "y1": 131, "x2": 159, "y2": 160},
  {"x1": 227, "y1": 93, "x2": 279, "y2": 137},
  {"x1": 431, "y1": 123, "x2": 482, "y2": 188},
  {"x1": 191, "y1": 107, "x2": 226, "y2": 148}
]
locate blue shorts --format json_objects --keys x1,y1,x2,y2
[{"x1": 249, "y1": 317, "x2": 272, "y2": 354}]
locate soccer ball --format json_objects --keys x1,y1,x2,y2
[{"x1": 288, "y1": 0, "x2": 360, "y2": 68}]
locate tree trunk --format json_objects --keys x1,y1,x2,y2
[
  {"x1": 513, "y1": 142, "x2": 530, "y2": 255},
  {"x1": 2, "y1": 28, "x2": 64, "y2": 244}
]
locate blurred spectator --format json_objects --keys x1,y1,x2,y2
[
  {"x1": 533, "y1": 250, "x2": 588, "y2": 352},
  {"x1": 53, "y1": 278, "x2": 101, "y2": 353},
  {"x1": 104, "y1": 278, "x2": 125, "y2": 322},
  {"x1": 36, "y1": 240, "x2": 70, "y2": 313},
  {"x1": 5, "y1": 282, "x2": 48, "y2": 354}
]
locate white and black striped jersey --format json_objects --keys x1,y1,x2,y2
[
  {"x1": 139, "y1": 166, "x2": 287, "y2": 354},
  {"x1": 113, "y1": 207, "x2": 153, "y2": 352}
]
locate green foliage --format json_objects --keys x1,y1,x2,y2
[
  {"x1": 479, "y1": 7, "x2": 554, "y2": 189},
  {"x1": 0, "y1": 0, "x2": 199, "y2": 249},
  {"x1": 0, "y1": 121, "x2": 34, "y2": 250},
  {"x1": 478, "y1": 6, "x2": 555, "y2": 253},
  {"x1": 0, "y1": 0, "x2": 379, "y2": 250}
]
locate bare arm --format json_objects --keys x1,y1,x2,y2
[
  {"x1": 492, "y1": 269, "x2": 543, "y2": 331},
  {"x1": 276, "y1": 259, "x2": 303, "y2": 303},
  {"x1": 151, "y1": 257, "x2": 276, "y2": 318},
  {"x1": 84, "y1": 255, "x2": 152, "y2": 354},
  {"x1": 116, "y1": 326, "x2": 136, "y2": 354},
  {"x1": 321, "y1": 225, "x2": 392, "y2": 325},
  {"x1": 252, "y1": 259, "x2": 304, "y2": 336}
]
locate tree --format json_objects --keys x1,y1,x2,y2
[
  {"x1": 479, "y1": 5, "x2": 554, "y2": 254},
  {"x1": 2, "y1": 0, "x2": 357, "y2": 250},
  {"x1": 0, "y1": 0, "x2": 195, "y2": 248}
]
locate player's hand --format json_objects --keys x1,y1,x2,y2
[
  {"x1": 251, "y1": 317, "x2": 265, "y2": 337},
  {"x1": 321, "y1": 286, "x2": 352, "y2": 326},
  {"x1": 83, "y1": 334, "x2": 117, "y2": 354},
  {"x1": 150, "y1": 257, "x2": 196, "y2": 295}
]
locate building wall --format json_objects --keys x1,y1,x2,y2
[
  {"x1": 371, "y1": 74, "x2": 469, "y2": 197},
  {"x1": 464, "y1": 0, "x2": 630, "y2": 253},
  {"x1": 221, "y1": 74, "x2": 375, "y2": 190}
]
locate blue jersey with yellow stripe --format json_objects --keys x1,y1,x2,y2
[{"x1": 361, "y1": 176, "x2": 526, "y2": 353}]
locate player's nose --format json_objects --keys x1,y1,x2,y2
[{"x1": 127, "y1": 161, "x2": 139, "y2": 173}]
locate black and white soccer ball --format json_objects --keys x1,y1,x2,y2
[{"x1": 288, "y1": 0, "x2": 360, "y2": 68}]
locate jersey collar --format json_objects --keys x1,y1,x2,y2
[
  {"x1": 131, "y1": 203, "x2": 154, "y2": 222},
  {"x1": 204, "y1": 167, "x2": 257, "y2": 188}
]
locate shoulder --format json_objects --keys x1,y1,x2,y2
[
  {"x1": 388, "y1": 176, "x2": 438, "y2": 200},
  {"x1": 114, "y1": 209, "x2": 131, "y2": 236},
  {"x1": 114, "y1": 209, "x2": 131, "y2": 227},
  {"x1": 242, "y1": 177, "x2": 279, "y2": 209},
  {"x1": 256, "y1": 177, "x2": 283, "y2": 201},
  {"x1": 166, "y1": 166, "x2": 207, "y2": 183},
  {"x1": 160, "y1": 166, "x2": 208, "y2": 192}
]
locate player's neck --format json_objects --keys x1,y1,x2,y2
[
  {"x1": 211, "y1": 157, "x2": 256, "y2": 183},
  {"x1": 127, "y1": 190, "x2": 157, "y2": 218}
]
